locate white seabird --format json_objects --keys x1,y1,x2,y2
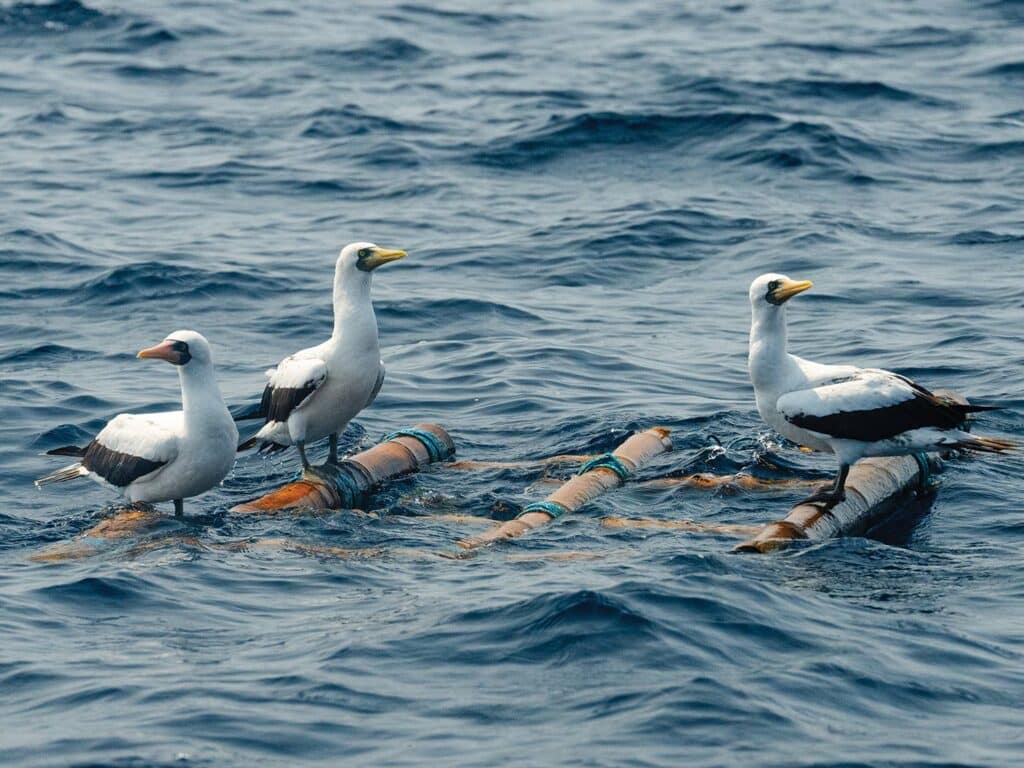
[
  {"x1": 36, "y1": 330, "x2": 238, "y2": 516},
  {"x1": 240, "y1": 241, "x2": 407, "y2": 469},
  {"x1": 748, "y1": 273, "x2": 1015, "y2": 506}
]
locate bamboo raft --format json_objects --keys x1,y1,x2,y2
[{"x1": 33, "y1": 406, "x2": 986, "y2": 561}]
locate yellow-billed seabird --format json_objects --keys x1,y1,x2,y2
[
  {"x1": 240, "y1": 242, "x2": 407, "y2": 469},
  {"x1": 36, "y1": 331, "x2": 238, "y2": 516},
  {"x1": 748, "y1": 273, "x2": 1015, "y2": 506}
]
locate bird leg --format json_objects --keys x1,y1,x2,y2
[
  {"x1": 797, "y1": 463, "x2": 849, "y2": 508},
  {"x1": 296, "y1": 440, "x2": 332, "y2": 484},
  {"x1": 296, "y1": 441, "x2": 311, "y2": 470},
  {"x1": 328, "y1": 434, "x2": 339, "y2": 465},
  {"x1": 173, "y1": 499, "x2": 184, "y2": 517}
]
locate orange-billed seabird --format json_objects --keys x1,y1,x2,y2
[
  {"x1": 748, "y1": 273, "x2": 1015, "y2": 506},
  {"x1": 240, "y1": 242, "x2": 407, "y2": 470},
  {"x1": 36, "y1": 330, "x2": 238, "y2": 516}
]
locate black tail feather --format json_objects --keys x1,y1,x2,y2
[
  {"x1": 257, "y1": 441, "x2": 290, "y2": 456},
  {"x1": 237, "y1": 436, "x2": 260, "y2": 452},
  {"x1": 961, "y1": 404, "x2": 1003, "y2": 414},
  {"x1": 44, "y1": 444, "x2": 87, "y2": 457},
  {"x1": 237, "y1": 436, "x2": 289, "y2": 455}
]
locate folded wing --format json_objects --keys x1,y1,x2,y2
[
  {"x1": 777, "y1": 369, "x2": 981, "y2": 442},
  {"x1": 258, "y1": 356, "x2": 328, "y2": 425},
  {"x1": 85, "y1": 412, "x2": 180, "y2": 487}
]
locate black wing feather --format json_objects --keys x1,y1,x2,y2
[
  {"x1": 82, "y1": 440, "x2": 166, "y2": 487},
  {"x1": 260, "y1": 381, "x2": 320, "y2": 424},
  {"x1": 788, "y1": 389, "x2": 982, "y2": 442}
]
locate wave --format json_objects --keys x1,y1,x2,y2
[
  {"x1": 35, "y1": 574, "x2": 178, "y2": 611},
  {"x1": 717, "y1": 118, "x2": 890, "y2": 181},
  {"x1": 311, "y1": 37, "x2": 429, "y2": 70},
  {"x1": 874, "y1": 25, "x2": 976, "y2": 50},
  {"x1": 118, "y1": 160, "x2": 270, "y2": 188},
  {"x1": 298, "y1": 105, "x2": 419, "y2": 139},
  {"x1": 75, "y1": 262, "x2": 274, "y2": 305},
  {"x1": 409, "y1": 589, "x2": 663, "y2": 665},
  {"x1": 474, "y1": 110, "x2": 781, "y2": 167},
  {"x1": 0, "y1": 0, "x2": 178, "y2": 53},
  {"x1": 109, "y1": 63, "x2": 206, "y2": 81},
  {"x1": 389, "y1": 4, "x2": 535, "y2": 27},
  {"x1": 981, "y1": 60, "x2": 1024, "y2": 78},
  {"x1": 946, "y1": 230, "x2": 1024, "y2": 245},
  {"x1": 0, "y1": 0, "x2": 107, "y2": 34},
  {"x1": 0, "y1": 342, "x2": 95, "y2": 365},
  {"x1": 772, "y1": 78, "x2": 948, "y2": 106},
  {"x1": 566, "y1": 207, "x2": 766, "y2": 259}
]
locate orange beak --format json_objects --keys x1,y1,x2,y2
[{"x1": 137, "y1": 340, "x2": 179, "y2": 362}]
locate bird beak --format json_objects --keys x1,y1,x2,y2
[
  {"x1": 772, "y1": 279, "x2": 813, "y2": 303},
  {"x1": 360, "y1": 247, "x2": 407, "y2": 271},
  {"x1": 137, "y1": 340, "x2": 179, "y2": 363}
]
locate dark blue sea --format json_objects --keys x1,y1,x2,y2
[{"x1": 2, "y1": 1, "x2": 1023, "y2": 765}]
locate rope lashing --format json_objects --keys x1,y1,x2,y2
[
  {"x1": 516, "y1": 500, "x2": 570, "y2": 520},
  {"x1": 384, "y1": 428, "x2": 451, "y2": 464},
  {"x1": 309, "y1": 461, "x2": 374, "y2": 508},
  {"x1": 911, "y1": 452, "x2": 932, "y2": 491},
  {"x1": 577, "y1": 453, "x2": 632, "y2": 482}
]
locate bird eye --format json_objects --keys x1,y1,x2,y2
[
  {"x1": 358, "y1": 248, "x2": 370, "y2": 258},
  {"x1": 167, "y1": 340, "x2": 192, "y2": 365},
  {"x1": 767, "y1": 280, "x2": 780, "y2": 291}
]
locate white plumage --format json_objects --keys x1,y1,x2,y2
[
  {"x1": 748, "y1": 273, "x2": 1014, "y2": 505},
  {"x1": 36, "y1": 330, "x2": 238, "y2": 515},
  {"x1": 244, "y1": 241, "x2": 404, "y2": 468}
]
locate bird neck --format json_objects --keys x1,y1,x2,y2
[
  {"x1": 178, "y1": 362, "x2": 226, "y2": 422},
  {"x1": 748, "y1": 307, "x2": 790, "y2": 389},
  {"x1": 332, "y1": 279, "x2": 376, "y2": 341}
]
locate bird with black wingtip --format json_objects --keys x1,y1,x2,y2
[
  {"x1": 36, "y1": 330, "x2": 238, "y2": 516},
  {"x1": 747, "y1": 273, "x2": 1016, "y2": 507},
  {"x1": 238, "y1": 242, "x2": 407, "y2": 474}
]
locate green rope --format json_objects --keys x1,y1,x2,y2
[
  {"x1": 516, "y1": 500, "x2": 569, "y2": 520},
  {"x1": 384, "y1": 428, "x2": 451, "y2": 463},
  {"x1": 912, "y1": 452, "x2": 932, "y2": 490},
  {"x1": 307, "y1": 461, "x2": 372, "y2": 508},
  {"x1": 577, "y1": 453, "x2": 631, "y2": 482}
]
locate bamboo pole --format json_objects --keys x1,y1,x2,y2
[
  {"x1": 734, "y1": 453, "x2": 942, "y2": 553},
  {"x1": 231, "y1": 423, "x2": 454, "y2": 513},
  {"x1": 458, "y1": 427, "x2": 672, "y2": 549}
]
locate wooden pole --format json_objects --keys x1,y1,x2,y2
[
  {"x1": 231, "y1": 423, "x2": 454, "y2": 513},
  {"x1": 458, "y1": 427, "x2": 672, "y2": 549}
]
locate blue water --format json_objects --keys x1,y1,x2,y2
[{"x1": 2, "y1": 0, "x2": 1023, "y2": 764}]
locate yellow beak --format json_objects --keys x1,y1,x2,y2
[
  {"x1": 361, "y1": 247, "x2": 407, "y2": 271},
  {"x1": 772, "y1": 279, "x2": 813, "y2": 303}
]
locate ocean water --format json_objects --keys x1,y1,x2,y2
[{"x1": 2, "y1": 0, "x2": 1023, "y2": 765}]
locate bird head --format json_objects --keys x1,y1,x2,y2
[
  {"x1": 336, "y1": 241, "x2": 407, "y2": 277},
  {"x1": 749, "y1": 273, "x2": 813, "y2": 313},
  {"x1": 138, "y1": 330, "x2": 212, "y2": 367}
]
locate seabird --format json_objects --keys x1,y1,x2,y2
[
  {"x1": 240, "y1": 242, "x2": 407, "y2": 470},
  {"x1": 36, "y1": 331, "x2": 238, "y2": 516},
  {"x1": 748, "y1": 273, "x2": 1015, "y2": 506}
]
